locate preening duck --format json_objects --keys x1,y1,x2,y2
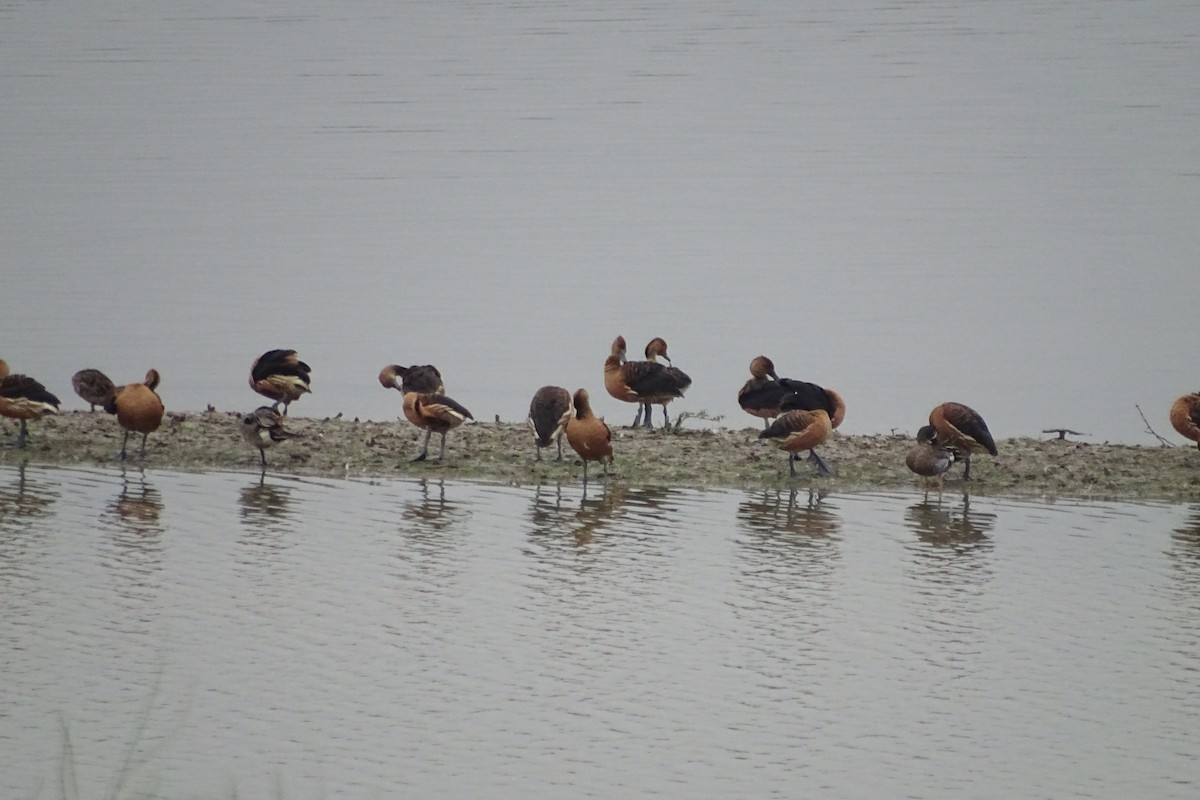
[
  {"x1": 1170, "y1": 393, "x2": 1200, "y2": 449},
  {"x1": 401, "y1": 390, "x2": 473, "y2": 462},
  {"x1": 240, "y1": 405, "x2": 298, "y2": 468},
  {"x1": 527, "y1": 385, "x2": 572, "y2": 461},
  {"x1": 106, "y1": 369, "x2": 165, "y2": 461},
  {"x1": 758, "y1": 393, "x2": 834, "y2": 477},
  {"x1": 905, "y1": 424, "x2": 956, "y2": 488},
  {"x1": 737, "y1": 355, "x2": 782, "y2": 427},
  {"x1": 737, "y1": 356, "x2": 846, "y2": 430},
  {"x1": 928, "y1": 402, "x2": 997, "y2": 481},
  {"x1": 249, "y1": 349, "x2": 311, "y2": 415},
  {"x1": 565, "y1": 387, "x2": 613, "y2": 482},
  {"x1": 71, "y1": 369, "x2": 115, "y2": 412},
  {"x1": 0, "y1": 361, "x2": 61, "y2": 449},
  {"x1": 379, "y1": 363, "x2": 444, "y2": 396}
]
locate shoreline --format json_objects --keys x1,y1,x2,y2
[{"x1": 2, "y1": 409, "x2": 1198, "y2": 502}]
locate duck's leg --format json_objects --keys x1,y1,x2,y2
[
  {"x1": 436, "y1": 432, "x2": 448, "y2": 462},
  {"x1": 581, "y1": 459, "x2": 589, "y2": 484},
  {"x1": 788, "y1": 452, "x2": 798, "y2": 477},
  {"x1": 642, "y1": 402, "x2": 654, "y2": 429},
  {"x1": 118, "y1": 430, "x2": 131, "y2": 461},
  {"x1": 3, "y1": 420, "x2": 30, "y2": 449},
  {"x1": 808, "y1": 449, "x2": 834, "y2": 476},
  {"x1": 534, "y1": 444, "x2": 543, "y2": 462},
  {"x1": 411, "y1": 429, "x2": 432, "y2": 462},
  {"x1": 961, "y1": 453, "x2": 973, "y2": 481},
  {"x1": 260, "y1": 448, "x2": 268, "y2": 467},
  {"x1": 555, "y1": 435, "x2": 564, "y2": 461},
  {"x1": 139, "y1": 432, "x2": 150, "y2": 459},
  {"x1": 631, "y1": 404, "x2": 644, "y2": 428},
  {"x1": 660, "y1": 404, "x2": 670, "y2": 429}
]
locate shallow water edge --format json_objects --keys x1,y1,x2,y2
[{"x1": 2, "y1": 409, "x2": 1198, "y2": 501}]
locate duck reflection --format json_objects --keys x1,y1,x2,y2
[
  {"x1": 403, "y1": 479, "x2": 471, "y2": 535},
  {"x1": 107, "y1": 466, "x2": 164, "y2": 538},
  {"x1": 1168, "y1": 505, "x2": 1200, "y2": 598},
  {"x1": 905, "y1": 492, "x2": 996, "y2": 551},
  {"x1": 737, "y1": 487, "x2": 841, "y2": 540},
  {"x1": 735, "y1": 488, "x2": 842, "y2": 585},
  {"x1": 0, "y1": 462, "x2": 58, "y2": 523},
  {"x1": 389, "y1": 480, "x2": 476, "y2": 587},
  {"x1": 527, "y1": 482, "x2": 637, "y2": 550},
  {"x1": 102, "y1": 467, "x2": 165, "y2": 599},
  {"x1": 238, "y1": 471, "x2": 296, "y2": 534}
]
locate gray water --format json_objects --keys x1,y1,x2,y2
[
  {"x1": 2, "y1": 464, "x2": 1198, "y2": 798},
  {"x1": 3, "y1": 1, "x2": 1199, "y2": 443}
]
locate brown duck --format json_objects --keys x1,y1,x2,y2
[
  {"x1": 603, "y1": 335, "x2": 690, "y2": 429},
  {"x1": 758, "y1": 393, "x2": 834, "y2": 477},
  {"x1": 249, "y1": 349, "x2": 311, "y2": 415},
  {"x1": 106, "y1": 369, "x2": 165, "y2": 461},
  {"x1": 928, "y1": 402, "x2": 997, "y2": 481},
  {"x1": 0, "y1": 360, "x2": 61, "y2": 449},
  {"x1": 565, "y1": 388, "x2": 613, "y2": 482}
]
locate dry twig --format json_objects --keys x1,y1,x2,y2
[{"x1": 1135, "y1": 404, "x2": 1173, "y2": 447}]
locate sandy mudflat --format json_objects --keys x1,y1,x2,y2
[{"x1": 2, "y1": 409, "x2": 1198, "y2": 501}]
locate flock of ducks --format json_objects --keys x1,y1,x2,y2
[{"x1": 3, "y1": 344, "x2": 1199, "y2": 484}]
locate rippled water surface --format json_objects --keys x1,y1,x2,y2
[
  {"x1": 2, "y1": 1, "x2": 1199, "y2": 443},
  {"x1": 2, "y1": 464, "x2": 1198, "y2": 798}
]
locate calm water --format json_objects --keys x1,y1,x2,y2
[
  {"x1": 2, "y1": 1, "x2": 1199, "y2": 443},
  {"x1": 1, "y1": 463, "x2": 1199, "y2": 798}
]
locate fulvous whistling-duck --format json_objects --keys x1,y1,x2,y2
[
  {"x1": 527, "y1": 385, "x2": 572, "y2": 461},
  {"x1": 249, "y1": 349, "x2": 311, "y2": 415},
  {"x1": 758, "y1": 393, "x2": 834, "y2": 477},
  {"x1": 928, "y1": 402, "x2": 997, "y2": 481},
  {"x1": 737, "y1": 355, "x2": 782, "y2": 427},
  {"x1": 379, "y1": 363, "x2": 444, "y2": 396},
  {"x1": 240, "y1": 405, "x2": 298, "y2": 467},
  {"x1": 0, "y1": 362, "x2": 61, "y2": 449},
  {"x1": 906, "y1": 425, "x2": 957, "y2": 488},
  {"x1": 401, "y1": 390, "x2": 473, "y2": 462},
  {"x1": 640, "y1": 337, "x2": 692, "y2": 429},
  {"x1": 1170, "y1": 392, "x2": 1200, "y2": 449},
  {"x1": 72, "y1": 369, "x2": 115, "y2": 412},
  {"x1": 737, "y1": 356, "x2": 846, "y2": 430},
  {"x1": 603, "y1": 336, "x2": 690, "y2": 429},
  {"x1": 565, "y1": 388, "x2": 613, "y2": 482},
  {"x1": 105, "y1": 369, "x2": 165, "y2": 461}
]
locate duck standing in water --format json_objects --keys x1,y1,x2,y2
[
  {"x1": 241, "y1": 405, "x2": 298, "y2": 468},
  {"x1": 928, "y1": 402, "x2": 997, "y2": 481},
  {"x1": 0, "y1": 360, "x2": 61, "y2": 449},
  {"x1": 527, "y1": 385, "x2": 572, "y2": 461},
  {"x1": 106, "y1": 369, "x2": 165, "y2": 461},
  {"x1": 758, "y1": 393, "x2": 834, "y2": 477},
  {"x1": 1170, "y1": 392, "x2": 1200, "y2": 449},
  {"x1": 565, "y1": 388, "x2": 613, "y2": 482},
  {"x1": 249, "y1": 349, "x2": 311, "y2": 415},
  {"x1": 71, "y1": 368, "x2": 115, "y2": 412},
  {"x1": 905, "y1": 424, "x2": 956, "y2": 488}
]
